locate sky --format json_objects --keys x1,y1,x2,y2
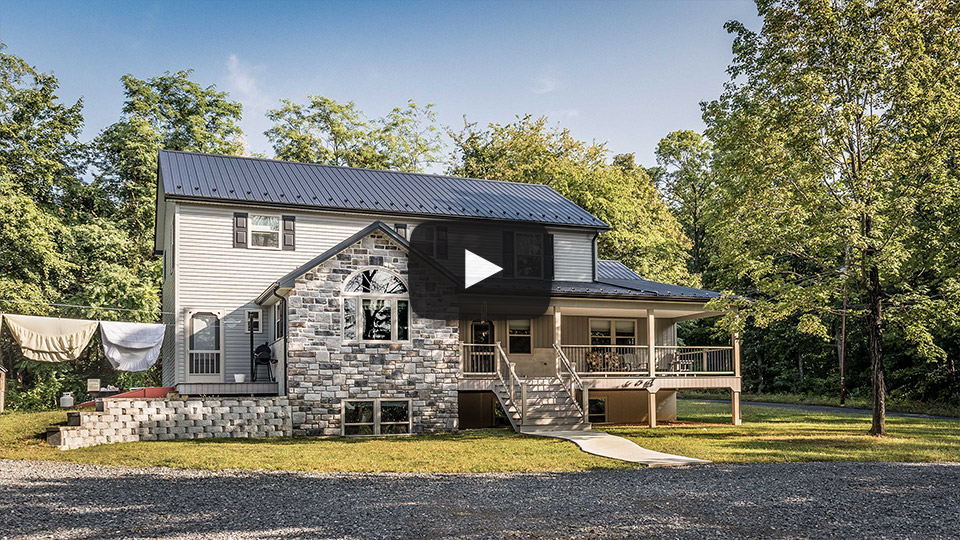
[{"x1": 0, "y1": 0, "x2": 761, "y2": 169}]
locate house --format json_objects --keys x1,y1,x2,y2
[{"x1": 153, "y1": 149, "x2": 741, "y2": 437}]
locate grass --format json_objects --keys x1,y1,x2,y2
[
  {"x1": 1, "y1": 401, "x2": 958, "y2": 472},
  {"x1": 680, "y1": 389, "x2": 960, "y2": 418}
]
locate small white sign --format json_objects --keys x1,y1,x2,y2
[{"x1": 86, "y1": 379, "x2": 101, "y2": 392}]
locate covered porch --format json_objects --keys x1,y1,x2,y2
[{"x1": 458, "y1": 297, "x2": 742, "y2": 427}]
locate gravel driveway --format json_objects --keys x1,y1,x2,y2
[{"x1": 1, "y1": 459, "x2": 958, "y2": 539}]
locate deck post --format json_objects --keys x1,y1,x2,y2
[
  {"x1": 731, "y1": 389, "x2": 742, "y2": 425},
  {"x1": 520, "y1": 382, "x2": 527, "y2": 426},
  {"x1": 646, "y1": 309, "x2": 656, "y2": 377},
  {"x1": 647, "y1": 390, "x2": 657, "y2": 428},
  {"x1": 581, "y1": 386, "x2": 589, "y2": 423},
  {"x1": 554, "y1": 306, "x2": 562, "y2": 373},
  {"x1": 732, "y1": 311, "x2": 741, "y2": 378}
]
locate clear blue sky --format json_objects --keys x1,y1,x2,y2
[{"x1": 0, "y1": 0, "x2": 760, "y2": 169}]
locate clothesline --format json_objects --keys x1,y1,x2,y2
[
  {"x1": 0, "y1": 298, "x2": 174, "y2": 316},
  {"x1": 0, "y1": 314, "x2": 166, "y2": 371}
]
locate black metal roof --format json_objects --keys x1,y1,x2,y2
[
  {"x1": 158, "y1": 149, "x2": 608, "y2": 229},
  {"x1": 590, "y1": 260, "x2": 721, "y2": 300}
]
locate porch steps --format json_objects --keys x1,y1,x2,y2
[{"x1": 491, "y1": 377, "x2": 590, "y2": 433}]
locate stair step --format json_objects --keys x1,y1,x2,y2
[
  {"x1": 521, "y1": 423, "x2": 592, "y2": 433},
  {"x1": 521, "y1": 417, "x2": 587, "y2": 426}
]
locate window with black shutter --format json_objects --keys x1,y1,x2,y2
[
  {"x1": 282, "y1": 215, "x2": 296, "y2": 250},
  {"x1": 233, "y1": 212, "x2": 248, "y2": 248}
]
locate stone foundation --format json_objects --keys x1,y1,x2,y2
[{"x1": 47, "y1": 397, "x2": 292, "y2": 450}]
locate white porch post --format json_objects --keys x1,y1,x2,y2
[
  {"x1": 582, "y1": 386, "x2": 589, "y2": 424},
  {"x1": 732, "y1": 389, "x2": 742, "y2": 425},
  {"x1": 554, "y1": 306, "x2": 562, "y2": 373},
  {"x1": 733, "y1": 310, "x2": 741, "y2": 378},
  {"x1": 647, "y1": 390, "x2": 657, "y2": 428},
  {"x1": 646, "y1": 308, "x2": 656, "y2": 377}
]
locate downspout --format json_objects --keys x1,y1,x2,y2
[
  {"x1": 271, "y1": 288, "x2": 287, "y2": 398},
  {"x1": 591, "y1": 231, "x2": 599, "y2": 282}
]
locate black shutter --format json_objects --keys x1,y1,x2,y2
[
  {"x1": 502, "y1": 231, "x2": 514, "y2": 277},
  {"x1": 544, "y1": 233, "x2": 554, "y2": 280},
  {"x1": 436, "y1": 226, "x2": 448, "y2": 259},
  {"x1": 233, "y1": 212, "x2": 248, "y2": 248},
  {"x1": 282, "y1": 215, "x2": 296, "y2": 251}
]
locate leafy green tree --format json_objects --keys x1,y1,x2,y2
[
  {"x1": 449, "y1": 116, "x2": 694, "y2": 285},
  {"x1": 703, "y1": 0, "x2": 960, "y2": 434},
  {"x1": 0, "y1": 42, "x2": 86, "y2": 211},
  {"x1": 266, "y1": 96, "x2": 443, "y2": 172},
  {"x1": 653, "y1": 130, "x2": 716, "y2": 277}
]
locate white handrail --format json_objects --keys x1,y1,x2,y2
[
  {"x1": 496, "y1": 342, "x2": 523, "y2": 423},
  {"x1": 554, "y1": 344, "x2": 584, "y2": 416}
]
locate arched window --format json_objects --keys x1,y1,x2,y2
[{"x1": 342, "y1": 268, "x2": 410, "y2": 342}]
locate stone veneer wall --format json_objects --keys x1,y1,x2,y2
[
  {"x1": 47, "y1": 397, "x2": 292, "y2": 450},
  {"x1": 286, "y1": 231, "x2": 460, "y2": 436}
]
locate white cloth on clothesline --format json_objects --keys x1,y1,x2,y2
[
  {"x1": 99, "y1": 320, "x2": 165, "y2": 372},
  {"x1": 2, "y1": 314, "x2": 98, "y2": 362}
]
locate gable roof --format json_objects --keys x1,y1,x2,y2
[
  {"x1": 158, "y1": 149, "x2": 608, "y2": 229},
  {"x1": 254, "y1": 220, "x2": 456, "y2": 305},
  {"x1": 592, "y1": 259, "x2": 721, "y2": 300}
]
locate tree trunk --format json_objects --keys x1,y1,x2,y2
[{"x1": 866, "y1": 263, "x2": 886, "y2": 436}]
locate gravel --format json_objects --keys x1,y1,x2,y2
[{"x1": 1, "y1": 459, "x2": 958, "y2": 539}]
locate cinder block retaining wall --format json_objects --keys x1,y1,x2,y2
[{"x1": 46, "y1": 397, "x2": 292, "y2": 450}]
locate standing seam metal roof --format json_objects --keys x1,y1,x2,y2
[{"x1": 158, "y1": 149, "x2": 608, "y2": 228}]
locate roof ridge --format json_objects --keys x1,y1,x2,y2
[{"x1": 158, "y1": 148, "x2": 559, "y2": 191}]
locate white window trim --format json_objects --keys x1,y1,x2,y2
[
  {"x1": 248, "y1": 213, "x2": 282, "y2": 251},
  {"x1": 244, "y1": 309, "x2": 263, "y2": 334},
  {"x1": 514, "y1": 231, "x2": 544, "y2": 279},
  {"x1": 341, "y1": 398, "x2": 413, "y2": 437},
  {"x1": 507, "y1": 319, "x2": 533, "y2": 355},
  {"x1": 341, "y1": 267, "x2": 411, "y2": 344},
  {"x1": 588, "y1": 318, "x2": 638, "y2": 346},
  {"x1": 185, "y1": 308, "x2": 224, "y2": 383},
  {"x1": 274, "y1": 301, "x2": 285, "y2": 339}
]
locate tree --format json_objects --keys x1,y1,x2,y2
[
  {"x1": 0, "y1": 42, "x2": 86, "y2": 211},
  {"x1": 265, "y1": 96, "x2": 443, "y2": 172},
  {"x1": 653, "y1": 130, "x2": 716, "y2": 277},
  {"x1": 703, "y1": 0, "x2": 960, "y2": 435},
  {"x1": 449, "y1": 116, "x2": 694, "y2": 285}
]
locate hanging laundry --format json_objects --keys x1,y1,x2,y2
[
  {"x1": 98, "y1": 321, "x2": 165, "y2": 372},
  {"x1": 2, "y1": 314, "x2": 98, "y2": 363}
]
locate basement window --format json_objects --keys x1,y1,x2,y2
[
  {"x1": 342, "y1": 399, "x2": 411, "y2": 436},
  {"x1": 508, "y1": 319, "x2": 532, "y2": 354},
  {"x1": 588, "y1": 397, "x2": 607, "y2": 424}
]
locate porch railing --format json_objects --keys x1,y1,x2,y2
[
  {"x1": 560, "y1": 345, "x2": 649, "y2": 375},
  {"x1": 496, "y1": 342, "x2": 523, "y2": 416},
  {"x1": 461, "y1": 343, "x2": 498, "y2": 375},
  {"x1": 558, "y1": 345, "x2": 734, "y2": 376},
  {"x1": 654, "y1": 346, "x2": 734, "y2": 375},
  {"x1": 554, "y1": 344, "x2": 584, "y2": 416}
]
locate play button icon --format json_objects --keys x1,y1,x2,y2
[
  {"x1": 407, "y1": 220, "x2": 553, "y2": 321},
  {"x1": 464, "y1": 250, "x2": 502, "y2": 288}
]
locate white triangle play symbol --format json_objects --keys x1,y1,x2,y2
[{"x1": 464, "y1": 249, "x2": 502, "y2": 289}]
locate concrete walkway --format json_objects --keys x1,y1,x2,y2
[{"x1": 527, "y1": 429, "x2": 711, "y2": 467}]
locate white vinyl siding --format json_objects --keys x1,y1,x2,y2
[{"x1": 552, "y1": 229, "x2": 594, "y2": 282}]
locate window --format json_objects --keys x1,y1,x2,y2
[
  {"x1": 411, "y1": 225, "x2": 448, "y2": 260},
  {"x1": 187, "y1": 310, "x2": 222, "y2": 379},
  {"x1": 342, "y1": 268, "x2": 410, "y2": 343},
  {"x1": 342, "y1": 399, "x2": 411, "y2": 436},
  {"x1": 588, "y1": 398, "x2": 607, "y2": 424},
  {"x1": 249, "y1": 215, "x2": 281, "y2": 249},
  {"x1": 590, "y1": 319, "x2": 636, "y2": 347},
  {"x1": 394, "y1": 223, "x2": 407, "y2": 239},
  {"x1": 515, "y1": 232, "x2": 543, "y2": 278},
  {"x1": 274, "y1": 302, "x2": 284, "y2": 339},
  {"x1": 245, "y1": 309, "x2": 263, "y2": 334},
  {"x1": 508, "y1": 319, "x2": 532, "y2": 354}
]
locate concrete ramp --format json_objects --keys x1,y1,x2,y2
[{"x1": 527, "y1": 429, "x2": 711, "y2": 467}]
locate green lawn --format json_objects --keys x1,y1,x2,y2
[{"x1": 1, "y1": 401, "x2": 958, "y2": 472}]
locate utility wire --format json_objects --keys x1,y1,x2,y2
[{"x1": 0, "y1": 298, "x2": 174, "y2": 316}]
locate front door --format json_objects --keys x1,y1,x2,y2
[{"x1": 468, "y1": 321, "x2": 496, "y2": 373}]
